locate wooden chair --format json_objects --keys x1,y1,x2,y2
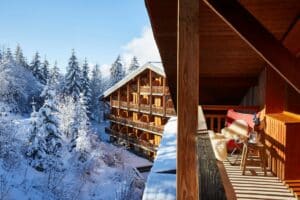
[{"x1": 240, "y1": 124, "x2": 267, "y2": 176}]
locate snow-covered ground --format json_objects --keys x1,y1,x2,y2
[
  {"x1": 0, "y1": 114, "x2": 150, "y2": 200},
  {"x1": 142, "y1": 117, "x2": 177, "y2": 200}
]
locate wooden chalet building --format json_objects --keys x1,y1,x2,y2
[
  {"x1": 145, "y1": 0, "x2": 300, "y2": 199},
  {"x1": 103, "y1": 62, "x2": 176, "y2": 160}
]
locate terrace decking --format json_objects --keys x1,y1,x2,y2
[
  {"x1": 196, "y1": 130, "x2": 297, "y2": 200},
  {"x1": 224, "y1": 157, "x2": 297, "y2": 200}
]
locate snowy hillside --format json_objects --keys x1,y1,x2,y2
[
  {"x1": 0, "y1": 114, "x2": 148, "y2": 200},
  {"x1": 0, "y1": 47, "x2": 149, "y2": 200}
]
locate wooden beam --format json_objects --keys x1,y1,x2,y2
[
  {"x1": 177, "y1": 0, "x2": 199, "y2": 199},
  {"x1": 202, "y1": 0, "x2": 300, "y2": 94}
]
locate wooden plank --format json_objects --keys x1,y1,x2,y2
[
  {"x1": 203, "y1": 0, "x2": 300, "y2": 94},
  {"x1": 202, "y1": 105, "x2": 259, "y2": 112},
  {"x1": 216, "y1": 161, "x2": 236, "y2": 200},
  {"x1": 177, "y1": 0, "x2": 199, "y2": 199}
]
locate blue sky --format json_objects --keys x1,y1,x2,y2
[{"x1": 0, "y1": 0, "x2": 160, "y2": 74}]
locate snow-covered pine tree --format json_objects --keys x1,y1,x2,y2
[
  {"x1": 26, "y1": 98, "x2": 47, "y2": 171},
  {"x1": 81, "y1": 58, "x2": 92, "y2": 117},
  {"x1": 0, "y1": 49, "x2": 2, "y2": 62},
  {"x1": 90, "y1": 64, "x2": 104, "y2": 121},
  {"x1": 30, "y1": 52, "x2": 44, "y2": 83},
  {"x1": 39, "y1": 85, "x2": 63, "y2": 171},
  {"x1": 65, "y1": 50, "x2": 82, "y2": 100},
  {"x1": 41, "y1": 58, "x2": 50, "y2": 85},
  {"x1": 128, "y1": 56, "x2": 140, "y2": 74},
  {"x1": 4, "y1": 48, "x2": 14, "y2": 62},
  {"x1": 15, "y1": 44, "x2": 27, "y2": 68},
  {"x1": 49, "y1": 61, "x2": 60, "y2": 89},
  {"x1": 110, "y1": 55, "x2": 125, "y2": 86},
  {"x1": 70, "y1": 93, "x2": 91, "y2": 163}
]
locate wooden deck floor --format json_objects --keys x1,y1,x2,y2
[{"x1": 224, "y1": 157, "x2": 297, "y2": 200}]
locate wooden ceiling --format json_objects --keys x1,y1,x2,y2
[{"x1": 145, "y1": 0, "x2": 300, "y2": 105}]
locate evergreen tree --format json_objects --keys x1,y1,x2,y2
[
  {"x1": 0, "y1": 49, "x2": 2, "y2": 62},
  {"x1": 70, "y1": 93, "x2": 91, "y2": 163},
  {"x1": 26, "y1": 98, "x2": 47, "y2": 171},
  {"x1": 81, "y1": 58, "x2": 92, "y2": 117},
  {"x1": 41, "y1": 58, "x2": 50, "y2": 84},
  {"x1": 90, "y1": 64, "x2": 104, "y2": 121},
  {"x1": 65, "y1": 50, "x2": 82, "y2": 100},
  {"x1": 15, "y1": 44, "x2": 27, "y2": 67},
  {"x1": 4, "y1": 48, "x2": 13, "y2": 62},
  {"x1": 27, "y1": 85, "x2": 63, "y2": 171},
  {"x1": 49, "y1": 61, "x2": 60, "y2": 88},
  {"x1": 110, "y1": 55, "x2": 125, "y2": 86},
  {"x1": 128, "y1": 56, "x2": 140, "y2": 73},
  {"x1": 30, "y1": 52, "x2": 44, "y2": 83},
  {"x1": 39, "y1": 85, "x2": 63, "y2": 171}
]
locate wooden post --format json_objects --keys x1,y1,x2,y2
[
  {"x1": 127, "y1": 83, "x2": 130, "y2": 108},
  {"x1": 138, "y1": 76, "x2": 141, "y2": 112},
  {"x1": 177, "y1": 0, "x2": 199, "y2": 199},
  {"x1": 163, "y1": 77, "x2": 166, "y2": 116},
  {"x1": 117, "y1": 89, "x2": 121, "y2": 116},
  {"x1": 149, "y1": 70, "x2": 153, "y2": 114},
  {"x1": 265, "y1": 67, "x2": 286, "y2": 114}
]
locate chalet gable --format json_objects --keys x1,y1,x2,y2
[{"x1": 103, "y1": 62, "x2": 165, "y2": 98}]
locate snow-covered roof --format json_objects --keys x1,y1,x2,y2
[
  {"x1": 103, "y1": 62, "x2": 165, "y2": 98},
  {"x1": 142, "y1": 117, "x2": 177, "y2": 200}
]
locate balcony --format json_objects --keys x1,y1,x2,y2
[
  {"x1": 152, "y1": 86, "x2": 164, "y2": 94},
  {"x1": 140, "y1": 86, "x2": 150, "y2": 93},
  {"x1": 140, "y1": 104, "x2": 150, "y2": 113},
  {"x1": 119, "y1": 101, "x2": 128, "y2": 108},
  {"x1": 129, "y1": 102, "x2": 139, "y2": 110},
  {"x1": 166, "y1": 107, "x2": 176, "y2": 116},
  {"x1": 108, "y1": 114, "x2": 164, "y2": 134},
  {"x1": 111, "y1": 100, "x2": 119, "y2": 107},
  {"x1": 152, "y1": 105, "x2": 164, "y2": 115},
  {"x1": 105, "y1": 127, "x2": 158, "y2": 152}
]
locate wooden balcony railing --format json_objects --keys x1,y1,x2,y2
[
  {"x1": 129, "y1": 102, "x2": 139, "y2": 110},
  {"x1": 152, "y1": 86, "x2": 164, "y2": 94},
  {"x1": 111, "y1": 100, "x2": 119, "y2": 107},
  {"x1": 152, "y1": 106, "x2": 164, "y2": 114},
  {"x1": 120, "y1": 101, "x2": 128, "y2": 108},
  {"x1": 140, "y1": 104, "x2": 150, "y2": 112},
  {"x1": 108, "y1": 114, "x2": 164, "y2": 134},
  {"x1": 105, "y1": 127, "x2": 158, "y2": 152},
  {"x1": 166, "y1": 107, "x2": 176, "y2": 116},
  {"x1": 140, "y1": 86, "x2": 150, "y2": 93},
  {"x1": 202, "y1": 105, "x2": 259, "y2": 133},
  {"x1": 264, "y1": 113, "x2": 300, "y2": 180}
]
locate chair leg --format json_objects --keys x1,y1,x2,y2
[
  {"x1": 260, "y1": 148, "x2": 267, "y2": 176},
  {"x1": 242, "y1": 146, "x2": 249, "y2": 175},
  {"x1": 240, "y1": 144, "x2": 246, "y2": 170}
]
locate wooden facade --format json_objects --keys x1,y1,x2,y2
[
  {"x1": 104, "y1": 64, "x2": 176, "y2": 160},
  {"x1": 145, "y1": 0, "x2": 300, "y2": 199}
]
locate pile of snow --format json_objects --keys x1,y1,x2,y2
[{"x1": 142, "y1": 117, "x2": 177, "y2": 200}]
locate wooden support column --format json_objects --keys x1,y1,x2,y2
[
  {"x1": 149, "y1": 70, "x2": 153, "y2": 114},
  {"x1": 265, "y1": 67, "x2": 286, "y2": 114},
  {"x1": 127, "y1": 83, "x2": 130, "y2": 108},
  {"x1": 177, "y1": 0, "x2": 199, "y2": 199},
  {"x1": 163, "y1": 77, "x2": 166, "y2": 116},
  {"x1": 117, "y1": 89, "x2": 121, "y2": 116},
  {"x1": 138, "y1": 76, "x2": 141, "y2": 112}
]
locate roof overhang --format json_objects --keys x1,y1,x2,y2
[{"x1": 103, "y1": 62, "x2": 165, "y2": 98}]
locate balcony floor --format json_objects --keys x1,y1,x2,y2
[{"x1": 224, "y1": 156, "x2": 297, "y2": 200}]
